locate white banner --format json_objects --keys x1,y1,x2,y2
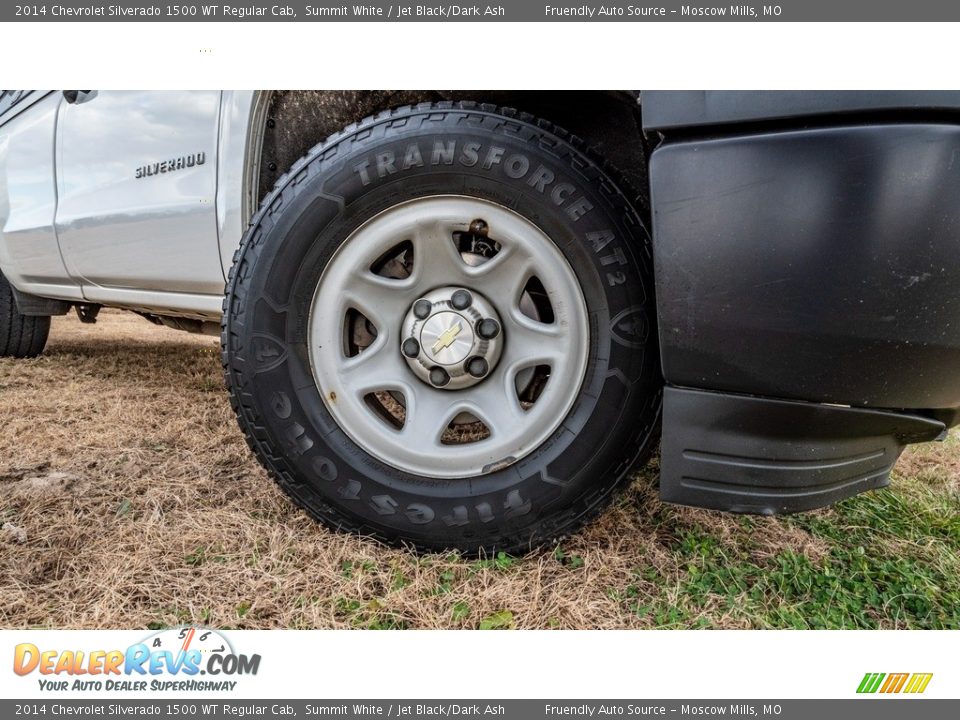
[{"x1": 1, "y1": 629, "x2": 954, "y2": 700}]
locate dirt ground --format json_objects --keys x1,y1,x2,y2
[{"x1": 2, "y1": 310, "x2": 958, "y2": 630}]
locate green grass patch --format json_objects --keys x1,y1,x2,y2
[{"x1": 623, "y1": 476, "x2": 960, "y2": 628}]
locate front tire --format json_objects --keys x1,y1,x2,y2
[
  {"x1": 223, "y1": 102, "x2": 661, "y2": 554},
  {"x1": 0, "y1": 272, "x2": 50, "y2": 359}
]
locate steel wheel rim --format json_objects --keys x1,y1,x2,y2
[{"x1": 308, "y1": 195, "x2": 589, "y2": 479}]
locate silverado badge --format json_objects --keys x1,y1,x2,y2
[{"x1": 135, "y1": 152, "x2": 206, "y2": 179}]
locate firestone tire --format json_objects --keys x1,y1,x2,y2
[
  {"x1": 222, "y1": 102, "x2": 661, "y2": 554},
  {"x1": 0, "y1": 272, "x2": 50, "y2": 359}
]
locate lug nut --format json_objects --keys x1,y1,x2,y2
[
  {"x1": 466, "y1": 356, "x2": 489, "y2": 378},
  {"x1": 413, "y1": 299, "x2": 432, "y2": 320},
  {"x1": 429, "y1": 367, "x2": 450, "y2": 387},
  {"x1": 451, "y1": 289, "x2": 473, "y2": 310},
  {"x1": 401, "y1": 338, "x2": 420, "y2": 358},
  {"x1": 477, "y1": 318, "x2": 501, "y2": 339}
]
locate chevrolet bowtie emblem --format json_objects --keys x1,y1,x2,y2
[{"x1": 432, "y1": 322, "x2": 463, "y2": 355}]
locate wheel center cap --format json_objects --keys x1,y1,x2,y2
[
  {"x1": 421, "y1": 311, "x2": 473, "y2": 365},
  {"x1": 401, "y1": 286, "x2": 504, "y2": 390}
]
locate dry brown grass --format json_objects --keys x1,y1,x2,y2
[{"x1": 1, "y1": 310, "x2": 958, "y2": 630}]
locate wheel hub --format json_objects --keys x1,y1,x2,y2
[{"x1": 401, "y1": 286, "x2": 503, "y2": 390}]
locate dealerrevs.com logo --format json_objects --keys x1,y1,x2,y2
[
  {"x1": 13, "y1": 628, "x2": 261, "y2": 693},
  {"x1": 857, "y1": 673, "x2": 933, "y2": 694}
]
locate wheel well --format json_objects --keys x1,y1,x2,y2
[{"x1": 255, "y1": 90, "x2": 649, "y2": 217}]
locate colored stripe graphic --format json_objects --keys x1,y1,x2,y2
[{"x1": 857, "y1": 672, "x2": 932, "y2": 694}]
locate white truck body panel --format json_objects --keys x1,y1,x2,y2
[
  {"x1": 216, "y1": 90, "x2": 263, "y2": 280},
  {"x1": 55, "y1": 91, "x2": 225, "y2": 296},
  {"x1": 0, "y1": 89, "x2": 262, "y2": 319},
  {"x1": 0, "y1": 91, "x2": 83, "y2": 301}
]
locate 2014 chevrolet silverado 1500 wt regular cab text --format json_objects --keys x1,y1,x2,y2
[{"x1": 2, "y1": 90, "x2": 958, "y2": 553}]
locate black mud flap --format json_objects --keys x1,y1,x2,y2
[{"x1": 660, "y1": 387, "x2": 946, "y2": 515}]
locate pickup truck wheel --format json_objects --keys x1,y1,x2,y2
[
  {"x1": 0, "y1": 272, "x2": 50, "y2": 359},
  {"x1": 222, "y1": 102, "x2": 661, "y2": 554}
]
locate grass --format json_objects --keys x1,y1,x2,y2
[{"x1": 1, "y1": 310, "x2": 958, "y2": 629}]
